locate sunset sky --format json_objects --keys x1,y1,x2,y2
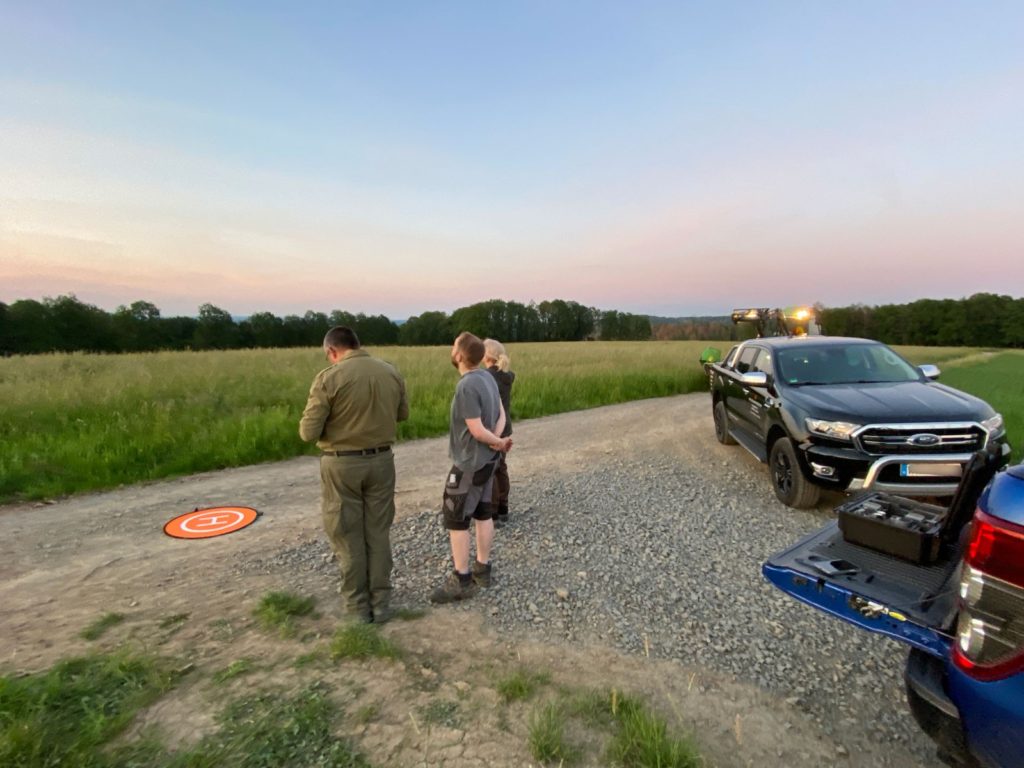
[{"x1": 1, "y1": 1, "x2": 1022, "y2": 318}]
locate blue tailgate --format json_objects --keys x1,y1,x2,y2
[{"x1": 763, "y1": 520, "x2": 954, "y2": 657}]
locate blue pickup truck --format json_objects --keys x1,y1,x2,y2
[{"x1": 764, "y1": 449, "x2": 1024, "y2": 767}]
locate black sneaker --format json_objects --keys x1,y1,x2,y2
[
  {"x1": 372, "y1": 606, "x2": 393, "y2": 624},
  {"x1": 471, "y1": 560, "x2": 492, "y2": 587},
  {"x1": 430, "y1": 572, "x2": 478, "y2": 604}
]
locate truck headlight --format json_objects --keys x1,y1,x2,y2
[
  {"x1": 982, "y1": 414, "x2": 1004, "y2": 434},
  {"x1": 805, "y1": 419, "x2": 861, "y2": 441}
]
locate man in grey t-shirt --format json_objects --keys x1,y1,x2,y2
[{"x1": 430, "y1": 332, "x2": 512, "y2": 603}]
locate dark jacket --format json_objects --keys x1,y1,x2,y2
[{"x1": 487, "y1": 367, "x2": 515, "y2": 437}]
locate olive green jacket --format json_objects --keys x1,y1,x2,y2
[{"x1": 299, "y1": 349, "x2": 409, "y2": 452}]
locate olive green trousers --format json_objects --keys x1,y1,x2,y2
[{"x1": 319, "y1": 452, "x2": 396, "y2": 617}]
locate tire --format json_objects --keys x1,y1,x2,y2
[
  {"x1": 713, "y1": 401, "x2": 736, "y2": 445},
  {"x1": 769, "y1": 437, "x2": 820, "y2": 509}
]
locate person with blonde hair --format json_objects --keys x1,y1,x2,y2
[{"x1": 483, "y1": 338, "x2": 515, "y2": 528}]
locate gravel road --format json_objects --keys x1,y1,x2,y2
[{"x1": 240, "y1": 393, "x2": 937, "y2": 765}]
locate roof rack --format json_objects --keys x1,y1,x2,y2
[{"x1": 730, "y1": 306, "x2": 821, "y2": 338}]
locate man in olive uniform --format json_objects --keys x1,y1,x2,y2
[{"x1": 299, "y1": 326, "x2": 409, "y2": 623}]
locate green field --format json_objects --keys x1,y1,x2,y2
[
  {"x1": 0, "y1": 342, "x2": 1020, "y2": 502},
  {"x1": 937, "y1": 352, "x2": 1024, "y2": 464}
]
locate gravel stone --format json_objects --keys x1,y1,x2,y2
[{"x1": 238, "y1": 455, "x2": 936, "y2": 762}]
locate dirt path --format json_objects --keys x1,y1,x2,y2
[{"x1": 0, "y1": 394, "x2": 929, "y2": 767}]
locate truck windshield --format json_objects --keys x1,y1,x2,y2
[{"x1": 776, "y1": 344, "x2": 921, "y2": 386}]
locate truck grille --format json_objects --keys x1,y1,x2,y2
[{"x1": 855, "y1": 424, "x2": 987, "y2": 455}]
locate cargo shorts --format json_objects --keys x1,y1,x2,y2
[{"x1": 442, "y1": 460, "x2": 498, "y2": 530}]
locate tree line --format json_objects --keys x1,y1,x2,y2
[
  {"x1": 0, "y1": 295, "x2": 653, "y2": 354},
  {"x1": 819, "y1": 293, "x2": 1024, "y2": 348},
  {"x1": 650, "y1": 293, "x2": 1024, "y2": 347}
]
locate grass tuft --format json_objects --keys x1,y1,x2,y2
[
  {"x1": 329, "y1": 623, "x2": 401, "y2": 661},
  {"x1": 0, "y1": 650, "x2": 175, "y2": 766},
  {"x1": 566, "y1": 689, "x2": 617, "y2": 729},
  {"x1": 496, "y1": 668, "x2": 551, "y2": 703},
  {"x1": 528, "y1": 701, "x2": 577, "y2": 765},
  {"x1": 158, "y1": 613, "x2": 190, "y2": 630},
  {"x1": 354, "y1": 704, "x2": 378, "y2": 724},
  {"x1": 606, "y1": 695, "x2": 700, "y2": 768},
  {"x1": 212, "y1": 658, "x2": 254, "y2": 684},
  {"x1": 253, "y1": 592, "x2": 316, "y2": 637},
  {"x1": 417, "y1": 699, "x2": 461, "y2": 728},
  {"x1": 293, "y1": 650, "x2": 324, "y2": 669},
  {"x1": 174, "y1": 683, "x2": 368, "y2": 768},
  {"x1": 574, "y1": 689, "x2": 700, "y2": 768},
  {"x1": 79, "y1": 612, "x2": 126, "y2": 641}
]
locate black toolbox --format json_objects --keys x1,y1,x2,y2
[{"x1": 836, "y1": 492, "x2": 947, "y2": 564}]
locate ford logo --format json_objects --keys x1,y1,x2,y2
[{"x1": 908, "y1": 433, "x2": 941, "y2": 447}]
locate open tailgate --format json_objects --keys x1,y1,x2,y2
[{"x1": 763, "y1": 520, "x2": 957, "y2": 657}]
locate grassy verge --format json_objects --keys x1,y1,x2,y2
[
  {"x1": 0, "y1": 341, "x2": 713, "y2": 502},
  {"x1": 0, "y1": 650, "x2": 366, "y2": 768},
  {"x1": 0, "y1": 651, "x2": 176, "y2": 767},
  {"x1": 1, "y1": 642, "x2": 703, "y2": 767}
]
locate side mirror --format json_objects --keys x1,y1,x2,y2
[
  {"x1": 741, "y1": 371, "x2": 768, "y2": 387},
  {"x1": 700, "y1": 347, "x2": 722, "y2": 365},
  {"x1": 919, "y1": 364, "x2": 941, "y2": 380}
]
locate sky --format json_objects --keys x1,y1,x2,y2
[{"x1": 1, "y1": 1, "x2": 1022, "y2": 318}]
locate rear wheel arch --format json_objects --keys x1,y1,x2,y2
[{"x1": 713, "y1": 400, "x2": 737, "y2": 445}]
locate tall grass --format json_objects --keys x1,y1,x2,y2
[
  {"x1": 0, "y1": 342, "x2": 711, "y2": 501},
  {"x1": 0, "y1": 342, "x2": 1017, "y2": 502}
]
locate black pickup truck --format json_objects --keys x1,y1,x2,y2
[{"x1": 704, "y1": 336, "x2": 1010, "y2": 508}]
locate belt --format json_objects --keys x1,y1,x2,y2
[{"x1": 326, "y1": 445, "x2": 391, "y2": 457}]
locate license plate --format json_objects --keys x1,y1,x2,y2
[{"x1": 900, "y1": 462, "x2": 963, "y2": 478}]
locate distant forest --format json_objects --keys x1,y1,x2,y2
[
  {"x1": 652, "y1": 293, "x2": 1024, "y2": 348},
  {"x1": 0, "y1": 296, "x2": 652, "y2": 354},
  {"x1": 1, "y1": 292, "x2": 1020, "y2": 355}
]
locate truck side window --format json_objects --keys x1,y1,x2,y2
[
  {"x1": 750, "y1": 350, "x2": 772, "y2": 377},
  {"x1": 723, "y1": 346, "x2": 739, "y2": 368},
  {"x1": 735, "y1": 346, "x2": 760, "y2": 374}
]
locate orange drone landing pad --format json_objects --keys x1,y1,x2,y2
[{"x1": 164, "y1": 506, "x2": 258, "y2": 539}]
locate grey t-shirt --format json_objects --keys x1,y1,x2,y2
[{"x1": 449, "y1": 368, "x2": 501, "y2": 472}]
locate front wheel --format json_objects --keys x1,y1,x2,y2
[
  {"x1": 769, "y1": 437, "x2": 820, "y2": 509},
  {"x1": 713, "y1": 401, "x2": 736, "y2": 445}
]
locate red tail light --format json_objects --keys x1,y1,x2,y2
[
  {"x1": 966, "y1": 509, "x2": 1024, "y2": 586},
  {"x1": 953, "y1": 509, "x2": 1024, "y2": 681}
]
